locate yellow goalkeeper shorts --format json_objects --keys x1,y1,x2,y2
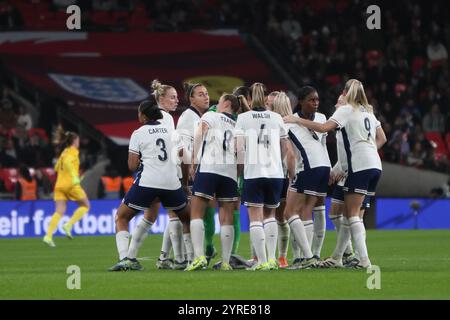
[{"x1": 54, "y1": 184, "x2": 87, "y2": 201}]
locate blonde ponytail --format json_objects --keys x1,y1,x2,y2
[
  {"x1": 272, "y1": 91, "x2": 292, "y2": 117},
  {"x1": 250, "y1": 82, "x2": 267, "y2": 109},
  {"x1": 237, "y1": 95, "x2": 250, "y2": 112},
  {"x1": 344, "y1": 79, "x2": 373, "y2": 113},
  {"x1": 151, "y1": 79, "x2": 173, "y2": 103}
]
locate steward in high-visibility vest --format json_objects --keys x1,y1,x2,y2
[
  {"x1": 100, "y1": 175, "x2": 122, "y2": 199},
  {"x1": 122, "y1": 176, "x2": 134, "y2": 194},
  {"x1": 16, "y1": 166, "x2": 37, "y2": 200}
]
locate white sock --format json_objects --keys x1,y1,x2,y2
[
  {"x1": 220, "y1": 225, "x2": 234, "y2": 264},
  {"x1": 288, "y1": 216, "x2": 313, "y2": 259},
  {"x1": 250, "y1": 221, "x2": 267, "y2": 264},
  {"x1": 290, "y1": 230, "x2": 301, "y2": 260},
  {"x1": 332, "y1": 217, "x2": 351, "y2": 261},
  {"x1": 349, "y1": 216, "x2": 370, "y2": 266},
  {"x1": 312, "y1": 206, "x2": 326, "y2": 257},
  {"x1": 180, "y1": 232, "x2": 187, "y2": 260},
  {"x1": 127, "y1": 218, "x2": 152, "y2": 259},
  {"x1": 263, "y1": 217, "x2": 278, "y2": 261},
  {"x1": 159, "y1": 222, "x2": 172, "y2": 260},
  {"x1": 183, "y1": 233, "x2": 194, "y2": 262},
  {"x1": 277, "y1": 220, "x2": 290, "y2": 258},
  {"x1": 116, "y1": 230, "x2": 130, "y2": 260},
  {"x1": 303, "y1": 219, "x2": 314, "y2": 254},
  {"x1": 190, "y1": 219, "x2": 205, "y2": 259},
  {"x1": 354, "y1": 245, "x2": 360, "y2": 260},
  {"x1": 330, "y1": 213, "x2": 353, "y2": 255},
  {"x1": 250, "y1": 242, "x2": 256, "y2": 259},
  {"x1": 354, "y1": 217, "x2": 364, "y2": 260},
  {"x1": 329, "y1": 214, "x2": 342, "y2": 232},
  {"x1": 169, "y1": 218, "x2": 183, "y2": 263}
]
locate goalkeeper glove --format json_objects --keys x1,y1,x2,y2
[{"x1": 72, "y1": 176, "x2": 81, "y2": 185}]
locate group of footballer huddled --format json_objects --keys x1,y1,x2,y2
[
  {"x1": 102, "y1": 78, "x2": 387, "y2": 272},
  {"x1": 42, "y1": 78, "x2": 386, "y2": 271}
]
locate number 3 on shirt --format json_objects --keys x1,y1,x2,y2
[{"x1": 156, "y1": 138, "x2": 168, "y2": 161}]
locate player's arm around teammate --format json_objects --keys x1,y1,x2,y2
[{"x1": 284, "y1": 79, "x2": 386, "y2": 269}]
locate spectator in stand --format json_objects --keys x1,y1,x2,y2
[
  {"x1": 0, "y1": 0, "x2": 22, "y2": 30},
  {"x1": 93, "y1": 0, "x2": 115, "y2": 11},
  {"x1": 427, "y1": 37, "x2": 448, "y2": 65},
  {"x1": 15, "y1": 165, "x2": 37, "y2": 201},
  {"x1": 53, "y1": 0, "x2": 77, "y2": 10},
  {"x1": 423, "y1": 104, "x2": 446, "y2": 134},
  {"x1": 16, "y1": 106, "x2": 32, "y2": 131},
  {"x1": 12, "y1": 124, "x2": 29, "y2": 160},
  {"x1": 0, "y1": 138, "x2": 18, "y2": 167},
  {"x1": 406, "y1": 142, "x2": 427, "y2": 168},
  {"x1": 23, "y1": 130, "x2": 51, "y2": 168},
  {"x1": 399, "y1": 99, "x2": 422, "y2": 124},
  {"x1": 387, "y1": 123, "x2": 410, "y2": 163},
  {"x1": 281, "y1": 13, "x2": 302, "y2": 41}
]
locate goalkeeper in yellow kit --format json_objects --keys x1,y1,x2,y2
[{"x1": 43, "y1": 127, "x2": 90, "y2": 247}]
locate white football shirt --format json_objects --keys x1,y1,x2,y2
[
  {"x1": 129, "y1": 120, "x2": 182, "y2": 190},
  {"x1": 160, "y1": 108, "x2": 175, "y2": 130},
  {"x1": 286, "y1": 112, "x2": 331, "y2": 172},
  {"x1": 330, "y1": 104, "x2": 382, "y2": 172},
  {"x1": 199, "y1": 112, "x2": 237, "y2": 181},
  {"x1": 234, "y1": 109, "x2": 287, "y2": 179},
  {"x1": 176, "y1": 107, "x2": 202, "y2": 164}
]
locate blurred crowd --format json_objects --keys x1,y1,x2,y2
[
  {"x1": 0, "y1": 82, "x2": 99, "y2": 198},
  {"x1": 261, "y1": 0, "x2": 449, "y2": 174},
  {"x1": 0, "y1": 0, "x2": 448, "y2": 200}
]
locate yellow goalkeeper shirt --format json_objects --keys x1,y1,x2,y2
[{"x1": 54, "y1": 146, "x2": 80, "y2": 189}]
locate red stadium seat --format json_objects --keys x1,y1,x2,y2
[
  {"x1": 129, "y1": 15, "x2": 152, "y2": 30},
  {"x1": 336, "y1": 0, "x2": 349, "y2": 13},
  {"x1": 325, "y1": 74, "x2": 341, "y2": 87},
  {"x1": 446, "y1": 133, "x2": 450, "y2": 156},
  {"x1": 0, "y1": 168, "x2": 18, "y2": 193},
  {"x1": 425, "y1": 132, "x2": 448, "y2": 160},
  {"x1": 412, "y1": 56, "x2": 425, "y2": 74},
  {"x1": 28, "y1": 128, "x2": 49, "y2": 142},
  {"x1": 113, "y1": 11, "x2": 130, "y2": 24},
  {"x1": 91, "y1": 11, "x2": 114, "y2": 26},
  {"x1": 366, "y1": 50, "x2": 382, "y2": 68},
  {"x1": 40, "y1": 167, "x2": 57, "y2": 186}
]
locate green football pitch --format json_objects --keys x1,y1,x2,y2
[{"x1": 1, "y1": 230, "x2": 449, "y2": 300}]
